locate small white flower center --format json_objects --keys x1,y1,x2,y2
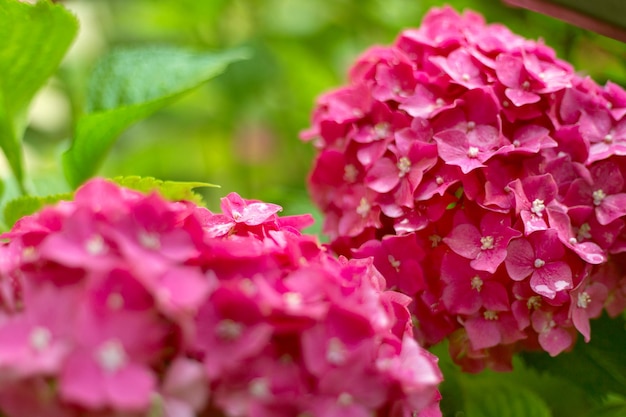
[
  {"x1": 22, "y1": 246, "x2": 37, "y2": 262},
  {"x1": 483, "y1": 310, "x2": 498, "y2": 320},
  {"x1": 96, "y1": 340, "x2": 127, "y2": 373},
  {"x1": 337, "y1": 392, "x2": 354, "y2": 406},
  {"x1": 471, "y1": 276, "x2": 483, "y2": 292},
  {"x1": 397, "y1": 157, "x2": 412, "y2": 178},
  {"x1": 527, "y1": 296, "x2": 541, "y2": 310},
  {"x1": 138, "y1": 230, "x2": 160, "y2": 250},
  {"x1": 356, "y1": 198, "x2": 371, "y2": 218},
  {"x1": 568, "y1": 237, "x2": 578, "y2": 245},
  {"x1": 429, "y1": 234, "x2": 442, "y2": 247},
  {"x1": 326, "y1": 337, "x2": 347, "y2": 365},
  {"x1": 577, "y1": 292, "x2": 591, "y2": 309},
  {"x1": 461, "y1": 73, "x2": 471, "y2": 82},
  {"x1": 238, "y1": 278, "x2": 257, "y2": 296},
  {"x1": 374, "y1": 122, "x2": 390, "y2": 139},
  {"x1": 467, "y1": 146, "x2": 479, "y2": 158},
  {"x1": 502, "y1": 100, "x2": 510, "y2": 107},
  {"x1": 107, "y1": 292, "x2": 124, "y2": 310},
  {"x1": 480, "y1": 235, "x2": 494, "y2": 250},
  {"x1": 534, "y1": 258, "x2": 546, "y2": 268},
  {"x1": 522, "y1": 80, "x2": 531, "y2": 90},
  {"x1": 593, "y1": 189, "x2": 606, "y2": 206},
  {"x1": 343, "y1": 164, "x2": 358, "y2": 183},
  {"x1": 435, "y1": 176, "x2": 444, "y2": 185},
  {"x1": 531, "y1": 199, "x2": 545, "y2": 216},
  {"x1": 604, "y1": 134, "x2": 614, "y2": 144},
  {"x1": 29, "y1": 326, "x2": 52, "y2": 351},
  {"x1": 215, "y1": 319, "x2": 243, "y2": 341},
  {"x1": 512, "y1": 139, "x2": 521, "y2": 147},
  {"x1": 576, "y1": 223, "x2": 592, "y2": 242},
  {"x1": 249, "y1": 378, "x2": 271, "y2": 399},
  {"x1": 85, "y1": 235, "x2": 106, "y2": 256},
  {"x1": 467, "y1": 121, "x2": 476, "y2": 130},
  {"x1": 283, "y1": 292, "x2": 302, "y2": 309},
  {"x1": 388, "y1": 255, "x2": 401, "y2": 272},
  {"x1": 435, "y1": 98, "x2": 445, "y2": 106}
]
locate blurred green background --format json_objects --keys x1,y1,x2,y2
[{"x1": 21, "y1": 0, "x2": 626, "y2": 221}]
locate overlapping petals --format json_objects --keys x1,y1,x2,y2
[
  {"x1": 0, "y1": 179, "x2": 442, "y2": 417},
  {"x1": 303, "y1": 6, "x2": 626, "y2": 371}
]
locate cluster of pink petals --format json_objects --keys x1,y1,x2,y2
[
  {"x1": 0, "y1": 178, "x2": 442, "y2": 417},
  {"x1": 303, "y1": 6, "x2": 626, "y2": 371}
]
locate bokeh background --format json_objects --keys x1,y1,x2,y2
[{"x1": 22, "y1": 0, "x2": 626, "y2": 232}]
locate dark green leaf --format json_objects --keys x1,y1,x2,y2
[
  {"x1": 0, "y1": 0, "x2": 78, "y2": 187},
  {"x1": 63, "y1": 46, "x2": 248, "y2": 187},
  {"x1": 521, "y1": 313, "x2": 626, "y2": 401},
  {"x1": 4, "y1": 193, "x2": 73, "y2": 228},
  {"x1": 112, "y1": 175, "x2": 217, "y2": 204}
]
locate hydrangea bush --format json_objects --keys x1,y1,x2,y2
[
  {"x1": 303, "y1": 6, "x2": 626, "y2": 372},
  {"x1": 0, "y1": 179, "x2": 442, "y2": 417}
]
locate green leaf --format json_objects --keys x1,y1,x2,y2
[
  {"x1": 63, "y1": 46, "x2": 248, "y2": 187},
  {"x1": 112, "y1": 175, "x2": 217, "y2": 204},
  {"x1": 521, "y1": 313, "x2": 626, "y2": 401},
  {"x1": 4, "y1": 193, "x2": 73, "y2": 228},
  {"x1": 462, "y1": 378, "x2": 552, "y2": 417},
  {"x1": 589, "y1": 399, "x2": 626, "y2": 417},
  {"x1": 0, "y1": 0, "x2": 78, "y2": 189}
]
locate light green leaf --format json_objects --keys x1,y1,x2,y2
[
  {"x1": 0, "y1": 0, "x2": 78, "y2": 189},
  {"x1": 4, "y1": 193, "x2": 73, "y2": 228},
  {"x1": 463, "y1": 379, "x2": 552, "y2": 417},
  {"x1": 63, "y1": 46, "x2": 248, "y2": 187},
  {"x1": 112, "y1": 175, "x2": 217, "y2": 205}
]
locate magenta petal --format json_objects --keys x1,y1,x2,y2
[
  {"x1": 465, "y1": 316, "x2": 501, "y2": 350},
  {"x1": 365, "y1": 158, "x2": 401, "y2": 193},
  {"x1": 530, "y1": 262, "x2": 572, "y2": 299},
  {"x1": 481, "y1": 282, "x2": 510, "y2": 312},
  {"x1": 505, "y1": 88, "x2": 540, "y2": 106},
  {"x1": 443, "y1": 224, "x2": 481, "y2": 260},
  {"x1": 106, "y1": 364, "x2": 156, "y2": 411},
  {"x1": 434, "y1": 130, "x2": 485, "y2": 174},
  {"x1": 158, "y1": 267, "x2": 211, "y2": 313},
  {"x1": 597, "y1": 193, "x2": 626, "y2": 225},
  {"x1": 442, "y1": 281, "x2": 481, "y2": 315},
  {"x1": 537, "y1": 326, "x2": 573, "y2": 357},
  {"x1": 504, "y1": 238, "x2": 534, "y2": 281},
  {"x1": 59, "y1": 354, "x2": 107, "y2": 409}
]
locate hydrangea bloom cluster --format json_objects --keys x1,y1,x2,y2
[
  {"x1": 0, "y1": 178, "x2": 442, "y2": 417},
  {"x1": 303, "y1": 6, "x2": 626, "y2": 371}
]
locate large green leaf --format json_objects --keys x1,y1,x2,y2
[
  {"x1": 521, "y1": 313, "x2": 626, "y2": 401},
  {"x1": 62, "y1": 46, "x2": 248, "y2": 187},
  {"x1": 0, "y1": 0, "x2": 78, "y2": 190}
]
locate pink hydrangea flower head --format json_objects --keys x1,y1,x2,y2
[
  {"x1": 0, "y1": 178, "x2": 443, "y2": 416},
  {"x1": 303, "y1": 5, "x2": 626, "y2": 371}
]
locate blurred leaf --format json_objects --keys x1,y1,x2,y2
[
  {"x1": 0, "y1": 0, "x2": 77, "y2": 188},
  {"x1": 463, "y1": 379, "x2": 552, "y2": 417},
  {"x1": 589, "y1": 398, "x2": 626, "y2": 417},
  {"x1": 432, "y1": 340, "x2": 593, "y2": 417},
  {"x1": 112, "y1": 175, "x2": 217, "y2": 205},
  {"x1": 62, "y1": 46, "x2": 248, "y2": 187},
  {"x1": 521, "y1": 313, "x2": 626, "y2": 401},
  {"x1": 4, "y1": 193, "x2": 73, "y2": 228}
]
